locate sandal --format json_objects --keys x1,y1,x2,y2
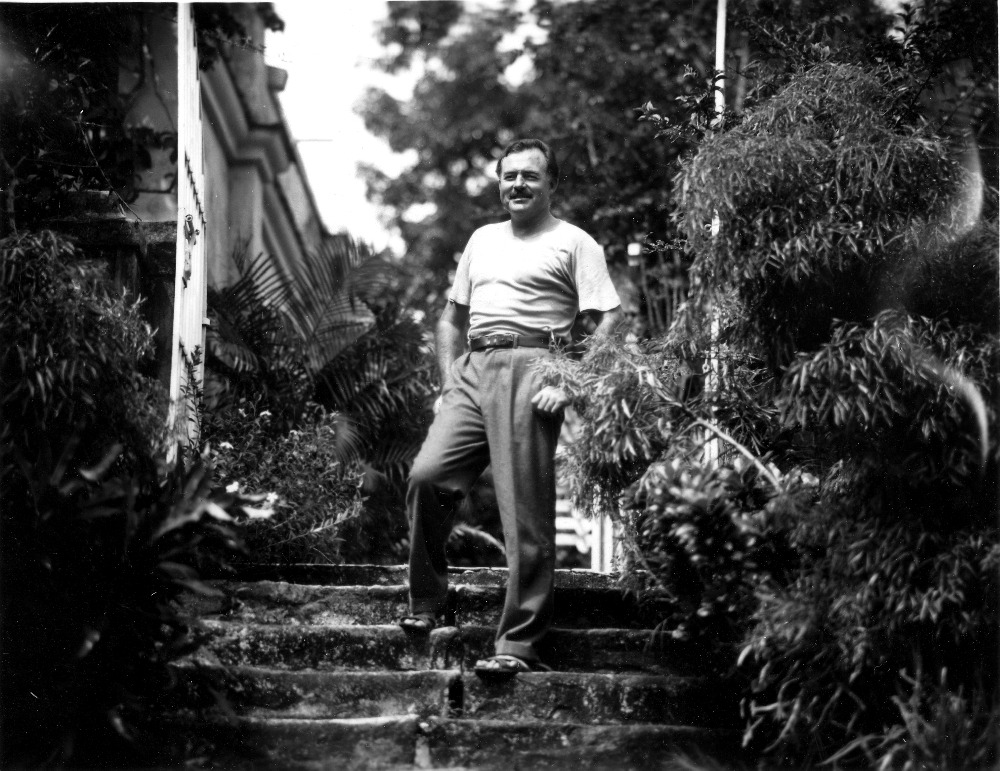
[
  {"x1": 398, "y1": 612, "x2": 437, "y2": 632},
  {"x1": 473, "y1": 654, "x2": 552, "y2": 676}
]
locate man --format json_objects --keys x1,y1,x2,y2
[{"x1": 398, "y1": 138, "x2": 622, "y2": 674}]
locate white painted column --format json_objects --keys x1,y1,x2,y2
[
  {"x1": 169, "y1": 2, "x2": 207, "y2": 450},
  {"x1": 704, "y1": 0, "x2": 727, "y2": 467}
]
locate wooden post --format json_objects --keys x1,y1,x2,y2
[
  {"x1": 168, "y1": 2, "x2": 208, "y2": 453},
  {"x1": 705, "y1": 0, "x2": 727, "y2": 467}
]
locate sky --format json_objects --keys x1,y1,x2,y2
[{"x1": 264, "y1": 2, "x2": 416, "y2": 254}]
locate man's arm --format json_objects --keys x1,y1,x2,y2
[
  {"x1": 584, "y1": 305, "x2": 624, "y2": 342},
  {"x1": 436, "y1": 301, "x2": 470, "y2": 392}
]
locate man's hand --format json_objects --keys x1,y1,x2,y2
[{"x1": 531, "y1": 386, "x2": 569, "y2": 415}]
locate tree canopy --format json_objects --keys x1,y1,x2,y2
[{"x1": 356, "y1": 0, "x2": 719, "y2": 316}]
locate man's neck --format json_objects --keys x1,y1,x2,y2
[{"x1": 509, "y1": 210, "x2": 556, "y2": 238}]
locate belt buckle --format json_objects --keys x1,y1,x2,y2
[{"x1": 495, "y1": 333, "x2": 515, "y2": 348}]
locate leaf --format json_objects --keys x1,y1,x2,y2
[
  {"x1": 158, "y1": 561, "x2": 199, "y2": 581},
  {"x1": 79, "y1": 443, "x2": 123, "y2": 481},
  {"x1": 173, "y1": 578, "x2": 223, "y2": 597}
]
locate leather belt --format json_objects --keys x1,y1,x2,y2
[{"x1": 469, "y1": 333, "x2": 551, "y2": 352}]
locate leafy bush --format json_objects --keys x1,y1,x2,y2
[
  {"x1": 536, "y1": 337, "x2": 687, "y2": 514},
  {"x1": 545, "y1": 44, "x2": 998, "y2": 767},
  {"x1": 204, "y1": 237, "x2": 436, "y2": 565},
  {"x1": 315, "y1": 297, "x2": 437, "y2": 563},
  {"x1": 209, "y1": 404, "x2": 365, "y2": 565},
  {"x1": 0, "y1": 230, "x2": 260, "y2": 766},
  {"x1": 621, "y1": 457, "x2": 790, "y2": 645},
  {"x1": 0, "y1": 5, "x2": 149, "y2": 233},
  {"x1": 1, "y1": 230, "x2": 167, "y2": 472},
  {"x1": 667, "y1": 59, "x2": 999, "y2": 765},
  {"x1": 830, "y1": 668, "x2": 1000, "y2": 771},
  {"x1": 678, "y1": 61, "x2": 964, "y2": 369},
  {"x1": 781, "y1": 310, "x2": 998, "y2": 490}
]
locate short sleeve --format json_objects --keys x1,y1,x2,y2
[
  {"x1": 574, "y1": 234, "x2": 620, "y2": 312},
  {"x1": 448, "y1": 230, "x2": 476, "y2": 305}
]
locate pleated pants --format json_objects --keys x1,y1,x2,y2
[{"x1": 406, "y1": 346, "x2": 562, "y2": 663}]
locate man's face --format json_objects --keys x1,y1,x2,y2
[{"x1": 499, "y1": 149, "x2": 553, "y2": 220}]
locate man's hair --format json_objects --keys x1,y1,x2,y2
[{"x1": 495, "y1": 139, "x2": 560, "y2": 187}]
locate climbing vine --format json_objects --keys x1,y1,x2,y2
[{"x1": 0, "y1": 3, "x2": 283, "y2": 236}]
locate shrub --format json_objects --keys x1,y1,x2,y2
[
  {"x1": 209, "y1": 403, "x2": 365, "y2": 565},
  {"x1": 677, "y1": 61, "x2": 965, "y2": 370},
  {"x1": 547, "y1": 51, "x2": 998, "y2": 767},
  {"x1": 1, "y1": 230, "x2": 167, "y2": 474},
  {"x1": 621, "y1": 457, "x2": 811, "y2": 647},
  {"x1": 830, "y1": 668, "x2": 1000, "y2": 771},
  {"x1": 204, "y1": 238, "x2": 436, "y2": 565},
  {"x1": 535, "y1": 337, "x2": 688, "y2": 515},
  {"x1": 0, "y1": 230, "x2": 260, "y2": 766},
  {"x1": 667, "y1": 60, "x2": 999, "y2": 765}
]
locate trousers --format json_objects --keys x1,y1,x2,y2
[{"x1": 406, "y1": 346, "x2": 562, "y2": 662}]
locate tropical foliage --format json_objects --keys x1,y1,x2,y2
[
  {"x1": 202, "y1": 234, "x2": 437, "y2": 564},
  {"x1": 0, "y1": 230, "x2": 262, "y2": 767},
  {"x1": 537, "y1": 1, "x2": 998, "y2": 765},
  {"x1": 209, "y1": 405, "x2": 365, "y2": 565}
]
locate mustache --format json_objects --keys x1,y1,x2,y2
[{"x1": 509, "y1": 188, "x2": 532, "y2": 198}]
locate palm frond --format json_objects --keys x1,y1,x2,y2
[
  {"x1": 207, "y1": 246, "x2": 291, "y2": 375},
  {"x1": 281, "y1": 233, "x2": 378, "y2": 371}
]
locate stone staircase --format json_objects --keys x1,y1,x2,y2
[{"x1": 155, "y1": 565, "x2": 743, "y2": 770}]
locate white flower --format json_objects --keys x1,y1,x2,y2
[
  {"x1": 219, "y1": 441, "x2": 233, "y2": 450},
  {"x1": 226, "y1": 481, "x2": 240, "y2": 493},
  {"x1": 259, "y1": 410, "x2": 272, "y2": 418},
  {"x1": 265, "y1": 492, "x2": 279, "y2": 505}
]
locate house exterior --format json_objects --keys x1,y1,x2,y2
[{"x1": 112, "y1": 3, "x2": 329, "y2": 443}]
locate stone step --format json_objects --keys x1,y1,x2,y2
[
  {"x1": 461, "y1": 671, "x2": 737, "y2": 727},
  {"x1": 421, "y1": 718, "x2": 742, "y2": 771},
  {"x1": 146, "y1": 715, "x2": 418, "y2": 770},
  {"x1": 194, "y1": 621, "x2": 703, "y2": 675},
  {"x1": 182, "y1": 583, "x2": 412, "y2": 627},
  {"x1": 181, "y1": 581, "x2": 671, "y2": 630},
  {"x1": 166, "y1": 664, "x2": 457, "y2": 720},
  {"x1": 222, "y1": 564, "x2": 620, "y2": 590},
  {"x1": 192, "y1": 621, "x2": 465, "y2": 672},
  {"x1": 147, "y1": 715, "x2": 741, "y2": 770},
  {"x1": 164, "y1": 664, "x2": 734, "y2": 727}
]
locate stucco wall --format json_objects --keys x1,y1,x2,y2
[
  {"x1": 203, "y1": 122, "x2": 240, "y2": 288},
  {"x1": 277, "y1": 164, "x2": 323, "y2": 254},
  {"x1": 117, "y1": 4, "x2": 329, "y2": 293}
]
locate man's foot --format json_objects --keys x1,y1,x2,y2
[
  {"x1": 398, "y1": 612, "x2": 437, "y2": 632},
  {"x1": 473, "y1": 654, "x2": 552, "y2": 676}
]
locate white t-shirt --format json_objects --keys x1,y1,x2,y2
[{"x1": 449, "y1": 219, "x2": 620, "y2": 341}]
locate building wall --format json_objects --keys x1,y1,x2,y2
[
  {"x1": 199, "y1": 7, "x2": 327, "y2": 291},
  {"x1": 118, "y1": 3, "x2": 327, "y2": 293},
  {"x1": 111, "y1": 3, "x2": 338, "y2": 404},
  {"x1": 203, "y1": 121, "x2": 238, "y2": 288}
]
